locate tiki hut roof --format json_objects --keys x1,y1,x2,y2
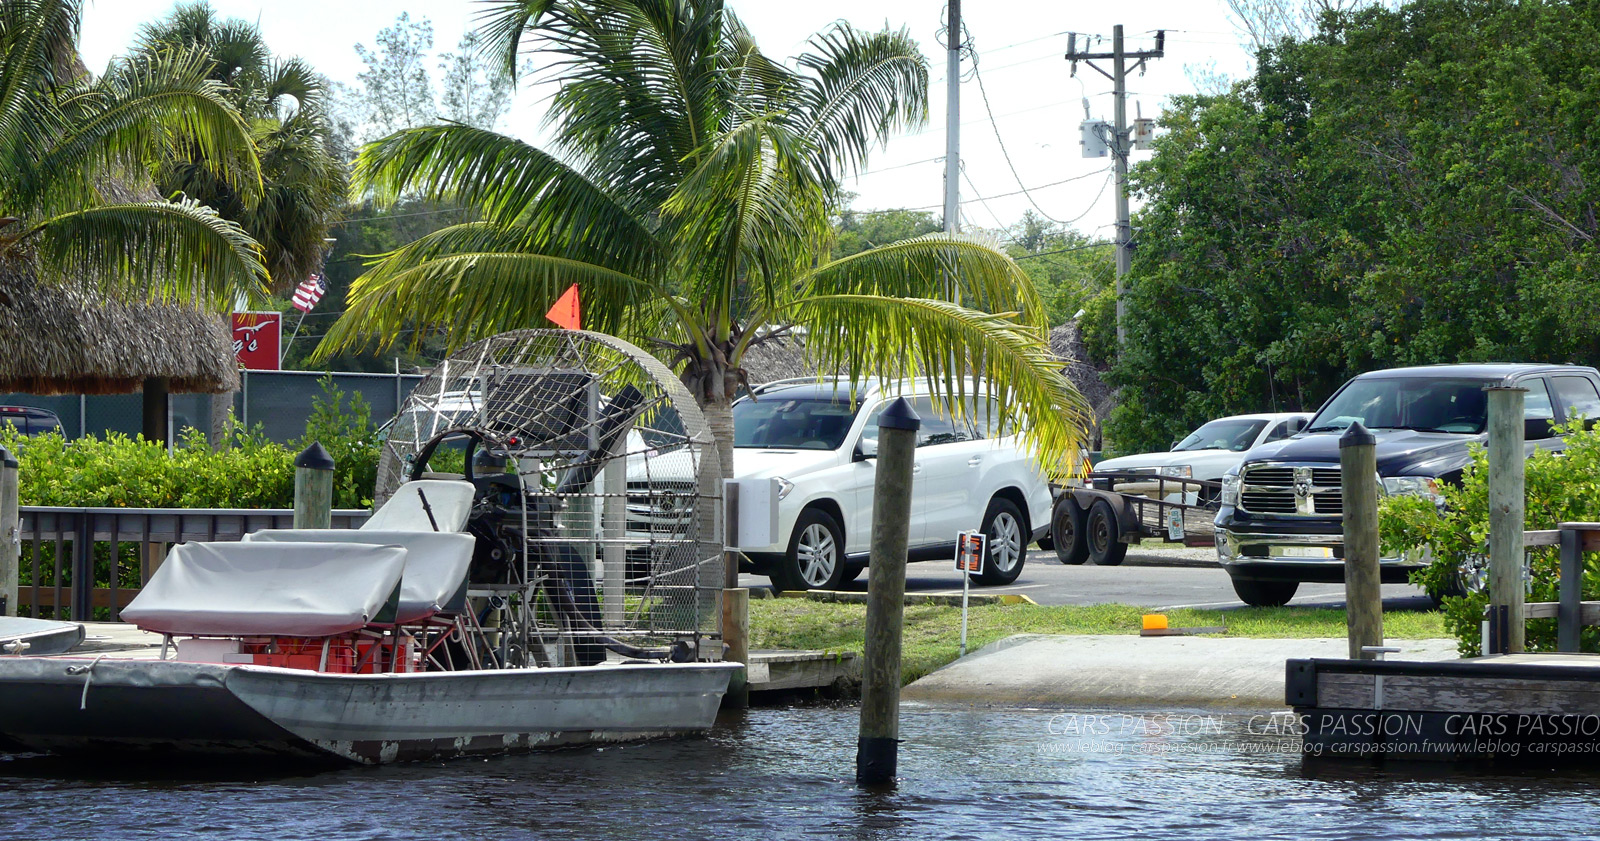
[
  {"x1": 1050, "y1": 321, "x2": 1115, "y2": 424},
  {"x1": 0, "y1": 252, "x2": 238, "y2": 395},
  {"x1": 739, "y1": 335, "x2": 818, "y2": 385}
]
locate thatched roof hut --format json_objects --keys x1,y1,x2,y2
[
  {"x1": 1050, "y1": 321, "x2": 1115, "y2": 445},
  {"x1": 0, "y1": 253, "x2": 237, "y2": 396},
  {"x1": 739, "y1": 335, "x2": 817, "y2": 385}
]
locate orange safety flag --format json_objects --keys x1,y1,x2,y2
[{"x1": 546, "y1": 284, "x2": 582, "y2": 330}]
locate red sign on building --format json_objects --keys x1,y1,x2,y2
[{"x1": 231, "y1": 312, "x2": 282, "y2": 370}]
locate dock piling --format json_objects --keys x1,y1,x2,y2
[
  {"x1": 0, "y1": 446, "x2": 16, "y2": 616},
  {"x1": 722, "y1": 587, "x2": 749, "y2": 708},
  {"x1": 293, "y1": 442, "x2": 335, "y2": 530},
  {"x1": 1486, "y1": 386, "x2": 1527, "y2": 654},
  {"x1": 1340, "y1": 422, "x2": 1383, "y2": 659},
  {"x1": 857, "y1": 398, "x2": 919, "y2": 787}
]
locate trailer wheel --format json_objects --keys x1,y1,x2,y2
[
  {"x1": 1086, "y1": 500, "x2": 1128, "y2": 566},
  {"x1": 1051, "y1": 499, "x2": 1089, "y2": 565}
]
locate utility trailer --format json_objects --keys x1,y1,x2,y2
[{"x1": 1047, "y1": 471, "x2": 1221, "y2": 566}]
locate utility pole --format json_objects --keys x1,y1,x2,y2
[
  {"x1": 942, "y1": 0, "x2": 961, "y2": 239},
  {"x1": 1066, "y1": 26, "x2": 1164, "y2": 346}
]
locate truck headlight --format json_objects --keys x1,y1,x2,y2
[
  {"x1": 774, "y1": 477, "x2": 795, "y2": 500},
  {"x1": 1159, "y1": 464, "x2": 1193, "y2": 478},
  {"x1": 1381, "y1": 476, "x2": 1442, "y2": 505},
  {"x1": 1221, "y1": 469, "x2": 1241, "y2": 507}
]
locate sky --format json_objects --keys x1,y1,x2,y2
[{"x1": 79, "y1": 0, "x2": 1258, "y2": 240}]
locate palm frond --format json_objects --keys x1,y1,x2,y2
[
  {"x1": 353, "y1": 123, "x2": 661, "y2": 274},
  {"x1": 796, "y1": 23, "x2": 929, "y2": 180},
  {"x1": 473, "y1": 0, "x2": 558, "y2": 77},
  {"x1": 776, "y1": 294, "x2": 1090, "y2": 475},
  {"x1": 0, "y1": 0, "x2": 79, "y2": 142},
  {"x1": 31, "y1": 46, "x2": 262, "y2": 216},
  {"x1": 28, "y1": 196, "x2": 269, "y2": 310},
  {"x1": 313, "y1": 250, "x2": 667, "y2": 361},
  {"x1": 800, "y1": 232, "x2": 1048, "y2": 328},
  {"x1": 528, "y1": 0, "x2": 724, "y2": 193},
  {"x1": 665, "y1": 112, "x2": 829, "y2": 314}
]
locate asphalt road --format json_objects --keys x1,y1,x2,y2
[{"x1": 738, "y1": 545, "x2": 1435, "y2": 612}]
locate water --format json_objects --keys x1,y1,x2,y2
[{"x1": 2, "y1": 704, "x2": 1599, "y2": 840}]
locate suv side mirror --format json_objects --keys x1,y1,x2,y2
[
  {"x1": 854, "y1": 439, "x2": 878, "y2": 462},
  {"x1": 1287, "y1": 418, "x2": 1307, "y2": 434},
  {"x1": 1526, "y1": 417, "x2": 1556, "y2": 441}
]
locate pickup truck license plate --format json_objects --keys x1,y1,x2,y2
[{"x1": 1274, "y1": 546, "x2": 1333, "y2": 559}]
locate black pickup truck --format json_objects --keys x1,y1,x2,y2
[{"x1": 1213, "y1": 363, "x2": 1600, "y2": 606}]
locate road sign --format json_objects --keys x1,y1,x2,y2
[{"x1": 955, "y1": 530, "x2": 986, "y2": 574}]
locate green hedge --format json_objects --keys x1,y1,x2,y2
[
  {"x1": 0, "y1": 376, "x2": 382, "y2": 510},
  {"x1": 1380, "y1": 419, "x2": 1600, "y2": 655}
]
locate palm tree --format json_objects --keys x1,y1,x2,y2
[
  {"x1": 0, "y1": 0, "x2": 267, "y2": 307},
  {"x1": 133, "y1": 1, "x2": 347, "y2": 290},
  {"x1": 317, "y1": 0, "x2": 1089, "y2": 475}
]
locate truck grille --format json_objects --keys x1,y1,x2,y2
[{"x1": 1238, "y1": 464, "x2": 1343, "y2": 517}]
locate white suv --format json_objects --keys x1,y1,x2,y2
[{"x1": 731, "y1": 378, "x2": 1052, "y2": 591}]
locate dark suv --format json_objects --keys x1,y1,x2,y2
[
  {"x1": 0, "y1": 406, "x2": 62, "y2": 437},
  {"x1": 1214, "y1": 364, "x2": 1600, "y2": 606}
]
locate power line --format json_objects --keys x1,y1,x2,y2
[{"x1": 971, "y1": 52, "x2": 1072, "y2": 225}]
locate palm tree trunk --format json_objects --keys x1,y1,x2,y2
[
  {"x1": 701, "y1": 395, "x2": 736, "y2": 484},
  {"x1": 699, "y1": 394, "x2": 737, "y2": 589}
]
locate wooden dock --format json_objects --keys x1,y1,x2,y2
[
  {"x1": 746, "y1": 649, "x2": 859, "y2": 698},
  {"x1": 1290, "y1": 654, "x2": 1600, "y2": 762}
]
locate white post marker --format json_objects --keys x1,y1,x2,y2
[{"x1": 955, "y1": 530, "x2": 986, "y2": 657}]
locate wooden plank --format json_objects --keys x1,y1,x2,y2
[
  {"x1": 29, "y1": 587, "x2": 139, "y2": 610},
  {"x1": 1523, "y1": 530, "x2": 1560, "y2": 547},
  {"x1": 1524, "y1": 602, "x2": 1600, "y2": 624},
  {"x1": 1556, "y1": 523, "x2": 1600, "y2": 553},
  {"x1": 1319, "y1": 671, "x2": 1600, "y2": 716}
]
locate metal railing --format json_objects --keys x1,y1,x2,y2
[{"x1": 17, "y1": 506, "x2": 370, "y2": 621}]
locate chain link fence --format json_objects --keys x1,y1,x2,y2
[{"x1": 2, "y1": 369, "x2": 425, "y2": 444}]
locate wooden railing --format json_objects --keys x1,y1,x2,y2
[
  {"x1": 15, "y1": 506, "x2": 370, "y2": 621},
  {"x1": 1505, "y1": 522, "x2": 1600, "y2": 653}
]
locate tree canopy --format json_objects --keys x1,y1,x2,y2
[
  {"x1": 0, "y1": 0, "x2": 267, "y2": 309},
  {"x1": 1106, "y1": 0, "x2": 1600, "y2": 453},
  {"x1": 134, "y1": 1, "x2": 347, "y2": 290},
  {"x1": 318, "y1": 0, "x2": 1089, "y2": 474}
]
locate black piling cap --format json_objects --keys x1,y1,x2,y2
[
  {"x1": 1339, "y1": 420, "x2": 1375, "y2": 449},
  {"x1": 0, "y1": 446, "x2": 14, "y2": 469},
  {"x1": 294, "y1": 441, "x2": 336, "y2": 470},
  {"x1": 877, "y1": 397, "x2": 921, "y2": 432}
]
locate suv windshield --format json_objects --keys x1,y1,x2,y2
[
  {"x1": 1173, "y1": 419, "x2": 1267, "y2": 452},
  {"x1": 734, "y1": 397, "x2": 859, "y2": 450},
  {"x1": 1308, "y1": 378, "x2": 1490, "y2": 434}
]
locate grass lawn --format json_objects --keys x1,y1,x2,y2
[{"x1": 748, "y1": 599, "x2": 1450, "y2": 685}]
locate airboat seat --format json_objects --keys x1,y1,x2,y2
[
  {"x1": 362, "y1": 479, "x2": 476, "y2": 532},
  {"x1": 244, "y1": 529, "x2": 474, "y2": 623},
  {"x1": 121, "y1": 541, "x2": 407, "y2": 638}
]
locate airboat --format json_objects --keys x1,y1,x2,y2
[{"x1": 0, "y1": 330, "x2": 738, "y2": 764}]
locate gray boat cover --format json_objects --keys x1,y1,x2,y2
[
  {"x1": 122, "y1": 541, "x2": 407, "y2": 637},
  {"x1": 362, "y1": 479, "x2": 476, "y2": 532},
  {"x1": 244, "y1": 530, "x2": 474, "y2": 622}
]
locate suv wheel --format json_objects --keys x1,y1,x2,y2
[
  {"x1": 1085, "y1": 500, "x2": 1128, "y2": 566},
  {"x1": 1051, "y1": 499, "x2": 1089, "y2": 565},
  {"x1": 974, "y1": 497, "x2": 1027, "y2": 585},
  {"x1": 1231, "y1": 577, "x2": 1299, "y2": 607},
  {"x1": 772, "y1": 508, "x2": 847, "y2": 591}
]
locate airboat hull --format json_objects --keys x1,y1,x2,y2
[{"x1": 0, "y1": 658, "x2": 739, "y2": 764}]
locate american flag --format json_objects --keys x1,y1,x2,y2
[{"x1": 291, "y1": 274, "x2": 326, "y2": 313}]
